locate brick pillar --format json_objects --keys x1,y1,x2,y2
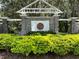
[
  {"x1": 53, "y1": 15, "x2": 59, "y2": 33},
  {"x1": 2, "y1": 19, "x2": 8, "y2": 33},
  {"x1": 71, "y1": 17, "x2": 78, "y2": 33}
]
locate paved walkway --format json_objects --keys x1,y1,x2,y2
[{"x1": 0, "y1": 52, "x2": 6, "y2": 59}]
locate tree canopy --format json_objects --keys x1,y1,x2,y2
[{"x1": 1, "y1": 0, "x2": 79, "y2": 18}]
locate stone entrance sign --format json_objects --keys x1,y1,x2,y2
[
  {"x1": 17, "y1": 0, "x2": 63, "y2": 35},
  {"x1": 31, "y1": 20, "x2": 49, "y2": 31},
  {"x1": 20, "y1": 16, "x2": 59, "y2": 35}
]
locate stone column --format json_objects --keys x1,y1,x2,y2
[
  {"x1": 20, "y1": 16, "x2": 31, "y2": 35},
  {"x1": 0, "y1": 19, "x2": 3, "y2": 33},
  {"x1": 25, "y1": 18, "x2": 31, "y2": 34},
  {"x1": 53, "y1": 14, "x2": 59, "y2": 33},
  {"x1": 71, "y1": 17, "x2": 78, "y2": 33},
  {"x1": 2, "y1": 19, "x2": 8, "y2": 33},
  {"x1": 20, "y1": 16, "x2": 27, "y2": 35},
  {"x1": 50, "y1": 17, "x2": 54, "y2": 32}
]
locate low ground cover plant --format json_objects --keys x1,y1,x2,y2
[{"x1": 0, "y1": 34, "x2": 79, "y2": 56}]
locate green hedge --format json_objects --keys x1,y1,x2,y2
[{"x1": 0, "y1": 34, "x2": 79, "y2": 56}]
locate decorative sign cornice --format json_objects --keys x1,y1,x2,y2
[{"x1": 17, "y1": 0, "x2": 63, "y2": 16}]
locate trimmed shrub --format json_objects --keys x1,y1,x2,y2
[
  {"x1": 31, "y1": 36, "x2": 53, "y2": 54},
  {"x1": 0, "y1": 34, "x2": 13, "y2": 49},
  {"x1": 0, "y1": 34, "x2": 79, "y2": 56},
  {"x1": 11, "y1": 39, "x2": 33, "y2": 56}
]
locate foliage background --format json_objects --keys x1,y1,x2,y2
[{"x1": 0, "y1": 0, "x2": 79, "y2": 18}]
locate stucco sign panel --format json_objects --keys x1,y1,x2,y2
[{"x1": 31, "y1": 20, "x2": 49, "y2": 31}]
